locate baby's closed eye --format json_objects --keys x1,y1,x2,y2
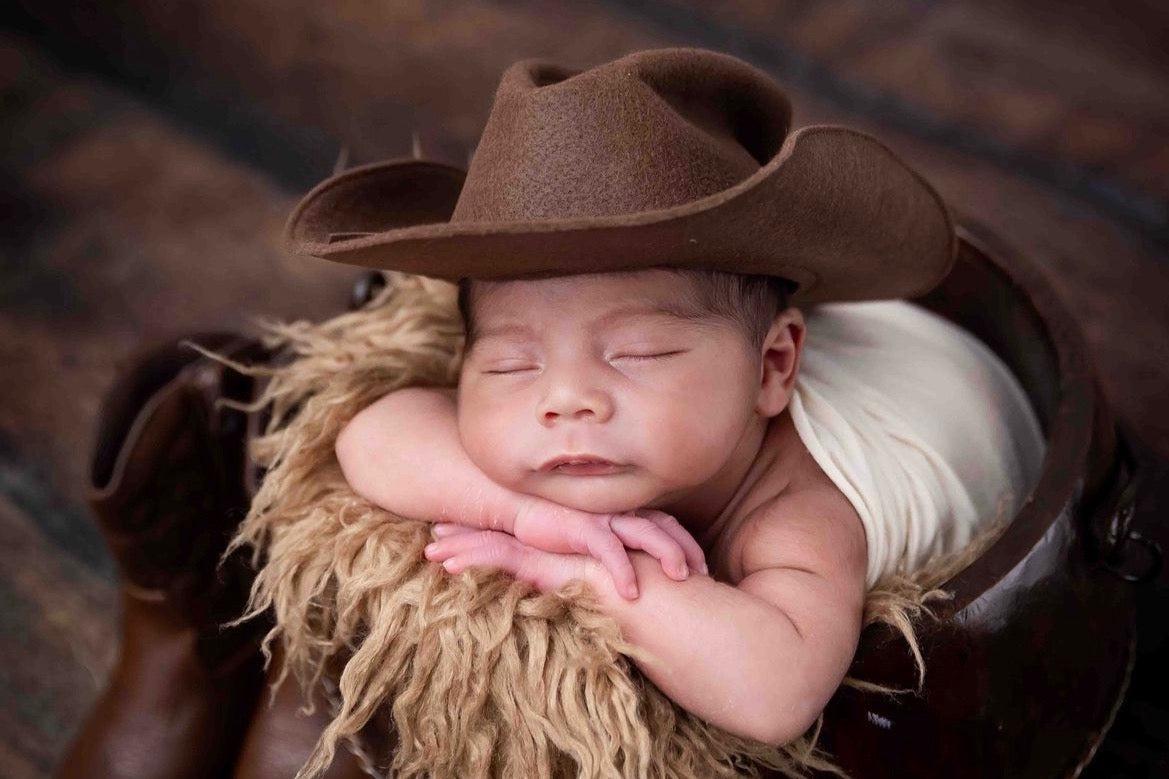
[{"x1": 610, "y1": 349, "x2": 687, "y2": 362}]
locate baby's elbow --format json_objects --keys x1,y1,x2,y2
[
  {"x1": 335, "y1": 415, "x2": 375, "y2": 497},
  {"x1": 746, "y1": 661, "x2": 838, "y2": 747},
  {"x1": 334, "y1": 415, "x2": 359, "y2": 469},
  {"x1": 732, "y1": 690, "x2": 823, "y2": 748},
  {"x1": 753, "y1": 705, "x2": 823, "y2": 748}
]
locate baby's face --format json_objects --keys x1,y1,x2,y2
[{"x1": 457, "y1": 269, "x2": 767, "y2": 515}]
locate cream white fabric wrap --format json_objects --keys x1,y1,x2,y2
[{"x1": 788, "y1": 300, "x2": 1047, "y2": 590}]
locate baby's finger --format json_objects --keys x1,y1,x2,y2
[
  {"x1": 424, "y1": 528, "x2": 506, "y2": 562},
  {"x1": 576, "y1": 522, "x2": 640, "y2": 600},
  {"x1": 439, "y1": 534, "x2": 524, "y2": 575},
  {"x1": 442, "y1": 543, "x2": 591, "y2": 598},
  {"x1": 609, "y1": 515, "x2": 690, "y2": 580},
  {"x1": 633, "y1": 509, "x2": 708, "y2": 575},
  {"x1": 431, "y1": 522, "x2": 477, "y2": 539}
]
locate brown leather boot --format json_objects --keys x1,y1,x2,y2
[
  {"x1": 233, "y1": 644, "x2": 372, "y2": 779},
  {"x1": 55, "y1": 332, "x2": 276, "y2": 779}
]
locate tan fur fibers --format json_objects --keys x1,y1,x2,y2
[{"x1": 185, "y1": 270, "x2": 1010, "y2": 779}]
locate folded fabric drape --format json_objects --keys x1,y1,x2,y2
[{"x1": 788, "y1": 300, "x2": 1047, "y2": 590}]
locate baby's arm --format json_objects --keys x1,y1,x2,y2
[
  {"x1": 335, "y1": 386, "x2": 521, "y2": 533},
  {"x1": 425, "y1": 485, "x2": 868, "y2": 744},
  {"x1": 334, "y1": 386, "x2": 707, "y2": 597}
]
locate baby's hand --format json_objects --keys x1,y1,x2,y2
[
  {"x1": 506, "y1": 497, "x2": 709, "y2": 599},
  {"x1": 424, "y1": 528, "x2": 607, "y2": 599}
]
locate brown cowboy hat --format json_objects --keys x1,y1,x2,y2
[{"x1": 283, "y1": 47, "x2": 957, "y2": 305}]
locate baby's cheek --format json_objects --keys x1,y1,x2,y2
[
  {"x1": 645, "y1": 406, "x2": 744, "y2": 481},
  {"x1": 458, "y1": 411, "x2": 522, "y2": 482},
  {"x1": 649, "y1": 376, "x2": 729, "y2": 442},
  {"x1": 466, "y1": 438, "x2": 527, "y2": 491},
  {"x1": 658, "y1": 428, "x2": 724, "y2": 475}
]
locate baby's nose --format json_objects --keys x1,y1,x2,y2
[
  {"x1": 537, "y1": 386, "x2": 613, "y2": 425},
  {"x1": 543, "y1": 407, "x2": 597, "y2": 423}
]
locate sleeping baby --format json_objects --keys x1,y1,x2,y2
[
  {"x1": 290, "y1": 45, "x2": 1049, "y2": 753},
  {"x1": 333, "y1": 263, "x2": 1044, "y2": 747}
]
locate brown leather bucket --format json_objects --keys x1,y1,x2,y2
[{"x1": 808, "y1": 223, "x2": 1160, "y2": 778}]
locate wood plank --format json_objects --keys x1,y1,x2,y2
[{"x1": 0, "y1": 492, "x2": 114, "y2": 776}]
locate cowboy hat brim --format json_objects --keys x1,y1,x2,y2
[{"x1": 283, "y1": 125, "x2": 957, "y2": 305}]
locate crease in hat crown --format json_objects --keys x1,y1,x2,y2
[
  {"x1": 282, "y1": 46, "x2": 957, "y2": 305},
  {"x1": 448, "y1": 47, "x2": 794, "y2": 224}
]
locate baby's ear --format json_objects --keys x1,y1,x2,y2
[{"x1": 755, "y1": 307, "x2": 806, "y2": 417}]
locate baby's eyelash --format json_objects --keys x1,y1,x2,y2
[
  {"x1": 616, "y1": 350, "x2": 685, "y2": 361},
  {"x1": 483, "y1": 366, "x2": 535, "y2": 375}
]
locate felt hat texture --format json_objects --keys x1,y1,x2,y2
[{"x1": 284, "y1": 46, "x2": 957, "y2": 305}]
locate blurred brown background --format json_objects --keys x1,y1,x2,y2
[{"x1": 2, "y1": 2, "x2": 1167, "y2": 776}]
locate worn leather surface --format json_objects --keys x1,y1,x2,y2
[
  {"x1": 233, "y1": 645, "x2": 371, "y2": 779},
  {"x1": 55, "y1": 333, "x2": 277, "y2": 778},
  {"x1": 56, "y1": 329, "x2": 373, "y2": 778}
]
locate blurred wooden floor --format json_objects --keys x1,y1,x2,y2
[{"x1": 2, "y1": 1, "x2": 1167, "y2": 776}]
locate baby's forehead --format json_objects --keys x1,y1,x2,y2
[
  {"x1": 467, "y1": 273, "x2": 717, "y2": 348},
  {"x1": 476, "y1": 286, "x2": 706, "y2": 327},
  {"x1": 472, "y1": 268, "x2": 693, "y2": 309}
]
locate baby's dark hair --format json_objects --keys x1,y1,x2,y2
[{"x1": 457, "y1": 267, "x2": 796, "y2": 357}]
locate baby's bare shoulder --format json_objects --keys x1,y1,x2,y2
[{"x1": 724, "y1": 482, "x2": 867, "y2": 596}]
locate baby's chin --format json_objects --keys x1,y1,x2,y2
[{"x1": 519, "y1": 473, "x2": 657, "y2": 516}]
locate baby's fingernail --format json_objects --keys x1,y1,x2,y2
[
  {"x1": 432, "y1": 524, "x2": 457, "y2": 537},
  {"x1": 424, "y1": 543, "x2": 439, "y2": 556},
  {"x1": 679, "y1": 563, "x2": 689, "y2": 578},
  {"x1": 699, "y1": 562, "x2": 709, "y2": 575},
  {"x1": 442, "y1": 559, "x2": 457, "y2": 572}
]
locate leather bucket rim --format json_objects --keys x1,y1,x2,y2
[{"x1": 927, "y1": 223, "x2": 1096, "y2": 616}]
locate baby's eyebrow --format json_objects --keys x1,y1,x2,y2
[{"x1": 474, "y1": 300, "x2": 709, "y2": 343}]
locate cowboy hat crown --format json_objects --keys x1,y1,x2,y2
[{"x1": 284, "y1": 47, "x2": 956, "y2": 305}]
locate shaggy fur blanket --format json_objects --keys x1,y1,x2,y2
[{"x1": 191, "y1": 271, "x2": 1005, "y2": 779}]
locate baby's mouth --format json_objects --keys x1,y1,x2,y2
[
  {"x1": 540, "y1": 455, "x2": 626, "y2": 475},
  {"x1": 548, "y1": 461, "x2": 626, "y2": 476}
]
